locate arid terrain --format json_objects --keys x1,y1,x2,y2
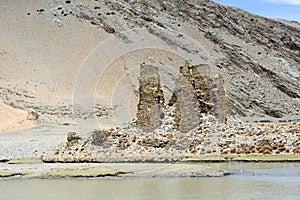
[{"x1": 0, "y1": 0, "x2": 299, "y2": 169}]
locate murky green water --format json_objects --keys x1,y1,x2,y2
[{"x1": 1, "y1": 163, "x2": 300, "y2": 200}]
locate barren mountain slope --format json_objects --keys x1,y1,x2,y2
[{"x1": 0, "y1": 0, "x2": 299, "y2": 131}]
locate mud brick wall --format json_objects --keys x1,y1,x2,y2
[
  {"x1": 191, "y1": 64, "x2": 212, "y2": 114},
  {"x1": 211, "y1": 74, "x2": 227, "y2": 123},
  {"x1": 136, "y1": 64, "x2": 164, "y2": 132},
  {"x1": 170, "y1": 61, "x2": 201, "y2": 133},
  {"x1": 137, "y1": 62, "x2": 227, "y2": 133},
  {"x1": 170, "y1": 61, "x2": 226, "y2": 132}
]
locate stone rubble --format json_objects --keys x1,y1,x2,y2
[
  {"x1": 42, "y1": 62, "x2": 300, "y2": 163},
  {"x1": 42, "y1": 62, "x2": 300, "y2": 162},
  {"x1": 42, "y1": 116, "x2": 300, "y2": 163}
]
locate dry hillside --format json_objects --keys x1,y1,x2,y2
[{"x1": 0, "y1": 0, "x2": 299, "y2": 131}]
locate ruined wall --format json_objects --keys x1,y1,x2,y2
[
  {"x1": 137, "y1": 62, "x2": 227, "y2": 133},
  {"x1": 136, "y1": 64, "x2": 164, "y2": 132},
  {"x1": 171, "y1": 61, "x2": 201, "y2": 133},
  {"x1": 191, "y1": 64, "x2": 212, "y2": 114},
  {"x1": 211, "y1": 74, "x2": 227, "y2": 123}
]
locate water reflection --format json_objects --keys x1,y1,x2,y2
[{"x1": 1, "y1": 163, "x2": 300, "y2": 200}]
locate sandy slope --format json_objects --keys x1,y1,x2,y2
[
  {"x1": 0, "y1": 0, "x2": 109, "y2": 106},
  {"x1": 0, "y1": 102, "x2": 35, "y2": 133},
  {"x1": 0, "y1": 0, "x2": 209, "y2": 130}
]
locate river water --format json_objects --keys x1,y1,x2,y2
[{"x1": 1, "y1": 163, "x2": 300, "y2": 200}]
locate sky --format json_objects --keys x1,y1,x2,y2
[{"x1": 212, "y1": 0, "x2": 300, "y2": 21}]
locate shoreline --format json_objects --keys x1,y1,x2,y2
[
  {"x1": 42, "y1": 155, "x2": 300, "y2": 163},
  {"x1": 0, "y1": 161, "x2": 230, "y2": 179},
  {"x1": 1, "y1": 155, "x2": 299, "y2": 179},
  {"x1": 3, "y1": 154, "x2": 300, "y2": 164}
]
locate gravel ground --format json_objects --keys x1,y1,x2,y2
[{"x1": 0, "y1": 124, "x2": 71, "y2": 159}]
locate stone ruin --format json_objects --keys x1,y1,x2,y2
[
  {"x1": 137, "y1": 61, "x2": 227, "y2": 133},
  {"x1": 136, "y1": 64, "x2": 164, "y2": 132}
]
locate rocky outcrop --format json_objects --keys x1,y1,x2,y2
[
  {"x1": 67, "y1": 132, "x2": 81, "y2": 146},
  {"x1": 91, "y1": 130, "x2": 111, "y2": 148}
]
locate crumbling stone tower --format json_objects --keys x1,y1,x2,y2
[
  {"x1": 169, "y1": 61, "x2": 227, "y2": 132},
  {"x1": 169, "y1": 61, "x2": 202, "y2": 133},
  {"x1": 136, "y1": 64, "x2": 164, "y2": 132},
  {"x1": 211, "y1": 74, "x2": 227, "y2": 123},
  {"x1": 191, "y1": 64, "x2": 212, "y2": 114},
  {"x1": 136, "y1": 61, "x2": 227, "y2": 133}
]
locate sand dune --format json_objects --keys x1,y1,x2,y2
[{"x1": 0, "y1": 102, "x2": 35, "y2": 133}]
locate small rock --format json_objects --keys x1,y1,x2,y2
[{"x1": 67, "y1": 132, "x2": 81, "y2": 142}]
